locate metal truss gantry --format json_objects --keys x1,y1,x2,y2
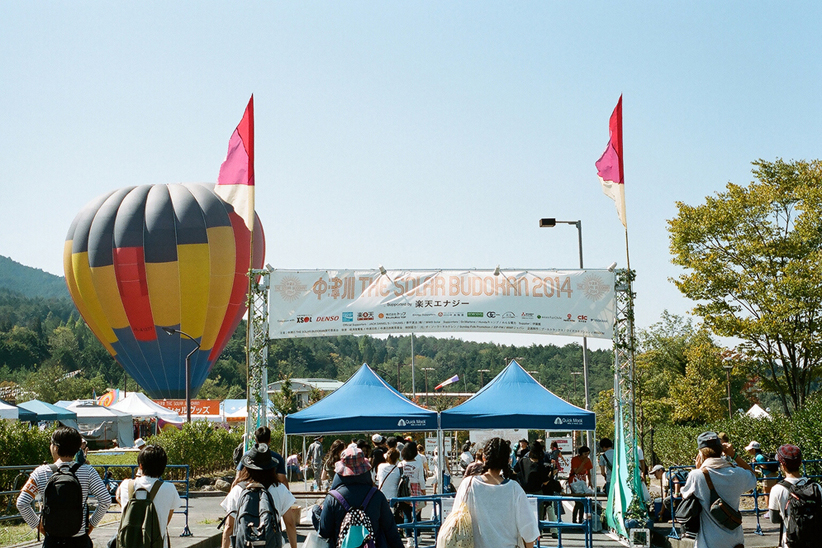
[
  {"x1": 245, "y1": 269, "x2": 270, "y2": 449},
  {"x1": 611, "y1": 268, "x2": 647, "y2": 535}
]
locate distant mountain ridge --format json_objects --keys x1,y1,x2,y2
[{"x1": 0, "y1": 255, "x2": 69, "y2": 300}]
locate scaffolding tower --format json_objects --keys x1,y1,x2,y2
[{"x1": 245, "y1": 268, "x2": 270, "y2": 449}]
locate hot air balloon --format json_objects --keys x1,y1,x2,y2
[{"x1": 63, "y1": 183, "x2": 264, "y2": 399}]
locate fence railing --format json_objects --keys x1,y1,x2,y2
[
  {"x1": 0, "y1": 464, "x2": 192, "y2": 537},
  {"x1": 666, "y1": 458, "x2": 822, "y2": 540},
  {"x1": 389, "y1": 492, "x2": 594, "y2": 548}
]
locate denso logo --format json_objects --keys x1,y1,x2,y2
[
  {"x1": 297, "y1": 316, "x2": 312, "y2": 324},
  {"x1": 316, "y1": 316, "x2": 339, "y2": 322}
]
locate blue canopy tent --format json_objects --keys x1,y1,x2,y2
[
  {"x1": 440, "y1": 360, "x2": 596, "y2": 431},
  {"x1": 18, "y1": 400, "x2": 79, "y2": 425},
  {"x1": 284, "y1": 364, "x2": 438, "y2": 434}
]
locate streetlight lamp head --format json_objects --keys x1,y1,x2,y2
[
  {"x1": 493, "y1": 265, "x2": 501, "y2": 276},
  {"x1": 265, "y1": 264, "x2": 275, "y2": 272},
  {"x1": 379, "y1": 265, "x2": 387, "y2": 275},
  {"x1": 162, "y1": 327, "x2": 176, "y2": 336},
  {"x1": 539, "y1": 218, "x2": 557, "y2": 228}
]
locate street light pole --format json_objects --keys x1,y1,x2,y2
[
  {"x1": 723, "y1": 364, "x2": 734, "y2": 419},
  {"x1": 540, "y1": 218, "x2": 591, "y2": 449},
  {"x1": 162, "y1": 327, "x2": 201, "y2": 423}
]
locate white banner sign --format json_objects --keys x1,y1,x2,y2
[{"x1": 269, "y1": 269, "x2": 615, "y2": 339}]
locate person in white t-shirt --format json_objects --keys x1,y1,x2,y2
[
  {"x1": 220, "y1": 444, "x2": 299, "y2": 548},
  {"x1": 377, "y1": 448, "x2": 402, "y2": 500},
  {"x1": 400, "y1": 442, "x2": 427, "y2": 534},
  {"x1": 769, "y1": 444, "x2": 821, "y2": 548},
  {"x1": 453, "y1": 437, "x2": 539, "y2": 548},
  {"x1": 116, "y1": 445, "x2": 181, "y2": 543}
]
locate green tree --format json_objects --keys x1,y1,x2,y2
[
  {"x1": 669, "y1": 159, "x2": 822, "y2": 415},
  {"x1": 669, "y1": 333, "x2": 728, "y2": 423},
  {"x1": 270, "y1": 377, "x2": 297, "y2": 417}
]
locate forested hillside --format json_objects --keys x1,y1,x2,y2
[{"x1": 0, "y1": 256, "x2": 69, "y2": 300}]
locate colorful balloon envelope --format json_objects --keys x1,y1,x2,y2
[{"x1": 64, "y1": 183, "x2": 264, "y2": 399}]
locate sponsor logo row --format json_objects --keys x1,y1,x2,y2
[{"x1": 290, "y1": 312, "x2": 608, "y2": 324}]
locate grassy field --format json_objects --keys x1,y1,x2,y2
[
  {"x1": 86, "y1": 452, "x2": 139, "y2": 466},
  {"x1": 0, "y1": 515, "x2": 120, "y2": 548}
]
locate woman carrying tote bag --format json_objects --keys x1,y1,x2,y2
[{"x1": 439, "y1": 438, "x2": 539, "y2": 548}]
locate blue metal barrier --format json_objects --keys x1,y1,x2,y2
[
  {"x1": 0, "y1": 463, "x2": 190, "y2": 536},
  {"x1": 666, "y1": 458, "x2": 822, "y2": 540},
  {"x1": 389, "y1": 493, "x2": 448, "y2": 548},
  {"x1": 93, "y1": 464, "x2": 192, "y2": 537},
  {"x1": 389, "y1": 492, "x2": 593, "y2": 548},
  {"x1": 529, "y1": 494, "x2": 593, "y2": 548}
]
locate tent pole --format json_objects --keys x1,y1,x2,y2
[
  {"x1": 436, "y1": 414, "x2": 444, "y2": 495},
  {"x1": 302, "y1": 436, "x2": 307, "y2": 491}
]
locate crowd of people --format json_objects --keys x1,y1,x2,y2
[{"x1": 13, "y1": 425, "x2": 821, "y2": 548}]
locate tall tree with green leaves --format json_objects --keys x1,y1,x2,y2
[{"x1": 669, "y1": 159, "x2": 822, "y2": 415}]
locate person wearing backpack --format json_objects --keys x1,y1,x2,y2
[
  {"x1": 318, "y1": 446, "x2": 403, "y2": 548},
  {"x1": 115, "y1": 445, "x2": 181, "y2": 547},
  {"x1": 221, "y1": 444, "x2": 300, "y2": 548},
  {"x1": 235, "y1": 427, "x2": 289, "y2": 488},
  {"x1": 16, "y1": 426, "x2": 111, "y2": 548},
  {"x1": 768, "y1": 444, "x2": 822, "y2": 548}
]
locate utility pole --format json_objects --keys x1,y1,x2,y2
[
  {"x1": 478, "y1": 369, "x2": 490, "y2": 387},
  {"x1": 723, "y1": 363, "x2": 733, "y2": 419},
  {"x1": 421, "y1": 367, "x2": 434, "y2": 405},
  {"x1": 571, "y1": 371, "x2": 582, "y2": 401}
]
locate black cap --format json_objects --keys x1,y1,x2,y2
[{"x1": 242, "y1": 443, "x2": 277, "y2": 471}]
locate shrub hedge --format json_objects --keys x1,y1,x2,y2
[
  {"x1": 147, "y1": 421, "x2": 243, "y2": 477},
  {"x1": 652, "y1": 394, "x2": 822, "y2": 469}
]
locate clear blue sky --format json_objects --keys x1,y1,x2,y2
[{"x1": 3, "y1": 2, "x2": 821, "y2": 350}]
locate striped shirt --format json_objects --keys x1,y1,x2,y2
[{"x1": 16, "y1": 459, "x2": 111, "y2": 535}]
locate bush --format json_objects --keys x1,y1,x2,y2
[
  {"x1": 0, "y1": 421, "x2": 54, "y2": 517},
  {"x1": 653, "y1": 394, "x2": 822, "y2": 467},
  {"x1": 0, "y1": 421, "x2": 54, "y2": 468},
  {"x1": 147, "y1": 422, "x2": 242, "y2": 477}
]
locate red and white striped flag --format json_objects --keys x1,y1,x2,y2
[
  {"x1": 216, "y1": 96, "x2": 255, "y2": 232},
  {"x1": 435, "y1": 375, "x2": 459, "y2": 391},
  {"x1": 595, "y1": 95, "x2": 626, "y2": 228}
]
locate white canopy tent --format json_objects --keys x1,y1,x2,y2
[
  {"x1": 55, "y1": 400, "x2": 135, "y2": 447},
  {"x1": 0, "y1": 400, "x2": 18, "y2": 420},
  {"x1": 110, "y1": 392, "x2": 183, "y2": 422},
  {"x1": 746, "y1": 403, "x2": 772, "y2": 419}
]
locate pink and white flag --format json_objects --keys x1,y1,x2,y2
[
  {"x1": 435, "y1": 375, "x2": 459, "y2": 391},
  {"x1": 595, "y1": 96, "x2": 626, "y2": 228},
  {"x1": 217, "y1": 96, "x2": 255, "y2": 231}
]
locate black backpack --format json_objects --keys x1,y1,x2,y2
[
  {"x1": 233, "y1": 443, "x2": 245, "y2": 468},
  {"x1": 762, "y1": 453, "x2": 780, "y2": 473},
  {"x1": 779, "y1": 479, "x2": 822, "y2": 548},
  {"x1": 41, "y1": 462, "x2": 85, "y2": 538},
  {"x1": 232, "y1": 482, "x2": 282, "y2": 548}
]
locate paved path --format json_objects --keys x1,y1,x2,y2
[{"x1": 7, "y1": 482, "x2": 783, "y2": 548}]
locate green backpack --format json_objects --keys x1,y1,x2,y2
[{"x1": 117, "y1": 479, "x2": 165, "y2": 548}]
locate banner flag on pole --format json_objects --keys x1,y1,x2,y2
[
  {"x1": 595, "y1": 95, "x2": 626, "y2": 228},
  {"x1": 435, "y1": 375, "x2": 459, "y2": 391},
  {"x1": 216, "y1": 95, "x2": 255, "y2": 232}
]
